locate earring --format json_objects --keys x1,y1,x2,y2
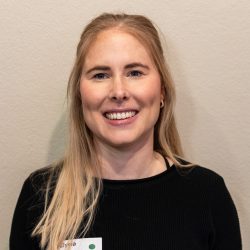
[{"x1": 160, "y1": 100, "x2": 164, "y2": 108}]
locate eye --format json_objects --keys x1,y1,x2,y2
[
  {"x1": 128, "y1": 70, "x2": 143, "y2": 78},
  {"x1": 92, "y1": 73, "x2": 109, "y2": 80}
]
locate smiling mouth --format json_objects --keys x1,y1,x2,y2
[{"x1": 104, "y1": 111, "x2": 137, "y2": 120}]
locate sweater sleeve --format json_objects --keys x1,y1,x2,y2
[
  {"x1": 9, "y1": 173, "x2": 43, "y2": 250},
  {"x1": 9, "y1": 177, "x2": 35, "y2": 249},
  {"x1": 210, "y1": 176, "x2": 242, "y2": 250}
]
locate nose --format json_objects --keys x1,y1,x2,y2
[{"x1": 108, "y1": 76, "x2": 129, "y2": 102}]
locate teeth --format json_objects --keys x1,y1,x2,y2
[{"x1": 105, "y1": 111, "x2": 136, "y2": 120}]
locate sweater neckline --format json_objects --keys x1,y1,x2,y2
[{"x1": 102, "y1": 163, "x2": 177, "y2": 187}]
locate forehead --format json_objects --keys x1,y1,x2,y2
[{"x1": 84, "y1": 29, "x2": 155, "y2": 67}]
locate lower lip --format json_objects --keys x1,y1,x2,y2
[{"x1": 104, "y1": 113, "x2": 138, "y2": 126}]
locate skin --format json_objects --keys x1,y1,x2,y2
[{"x1": 80, "y1": 29, "x2": 167, "y2": 179}]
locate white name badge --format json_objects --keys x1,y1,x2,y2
[{"x1": 60, "y1": 238, "x2": 102, "y2": 250}]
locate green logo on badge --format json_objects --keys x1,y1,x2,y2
[{"x1": 89, "y1": 244, "x2": 95, "y2": 249}]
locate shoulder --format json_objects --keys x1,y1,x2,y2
[
  {"x1": 10, "y1": 164, "x2": 62, "y2": 247},
  {"x1": 22, "y1": 162, "x2": 62, "y2": 198},
  {"x1": 176, "y1": 160, "x2": 226, "y2": 192},
  {"x1": 28, "y1": 166, "x2": 52, "y2": 187},
  {"x1": 179, "y1": 163, "x2": 242, "y2": 248},
  {"x1": 183, "y1": 165, "x2": 224, "y2": 181},
  {"x1": 176, "y1": 157, "x2": 223, "y2": 181},
  {"x1": 175, "y1": 162, "x2": 235, "y2": 208}
]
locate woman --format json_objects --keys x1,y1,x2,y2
[{"x1": 10, "y1": 13, "x2": 242, "y2": 250}]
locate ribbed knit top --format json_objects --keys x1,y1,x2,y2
[{"x1": 10, "y1": 163, "x2": 242, "y2": 250}]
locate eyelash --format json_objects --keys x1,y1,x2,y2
[
  {"x1": 128, "y1": 70, "x2": 143, "y2": 77},
  {"x1": 92, "y1": 70, "x2": 144, "y2": 80},
  {"x1": 92, "y1": 73, "x2": 109, "y2": 80}
]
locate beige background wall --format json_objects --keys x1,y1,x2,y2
[{"x1": 1, "y1": 0, "x2": 249, "y2": 249}]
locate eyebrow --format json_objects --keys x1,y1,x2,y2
[
  {"x1": 85, "y1": 62, "x2": 150, "y2": 75},
  {"x1": 125, "y1": 63, "x2": 150, "y2": 70}
]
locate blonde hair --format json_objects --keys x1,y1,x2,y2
[{"x1": 32, "y1": 13, "x2": 184, "y2": 250}]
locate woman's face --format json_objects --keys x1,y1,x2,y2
[{"x1": 80, "y1": 29, "x2": 163, "y2": 149}]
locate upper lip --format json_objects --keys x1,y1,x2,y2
[{"x1": 103, "y1": 109, "x2": 139, "y2": 114}]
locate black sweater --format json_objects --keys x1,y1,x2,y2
[{"x1": 10, "y1": 163, "x2": 242, "y2": 250}]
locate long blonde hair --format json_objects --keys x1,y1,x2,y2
[{"x1": 32, "y1": 13, "x2": 184, "y2": 250}]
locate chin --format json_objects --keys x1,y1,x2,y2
[
  {"x1": 107, "y1": 139, "x2": 136, "y2": 148},
  {"x1": 96, "y1": 135, "x2": 137, "y2": 148}
]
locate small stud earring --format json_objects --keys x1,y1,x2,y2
[{"x1": 160, "y1": 100, "x2": 164, "y2": 108}]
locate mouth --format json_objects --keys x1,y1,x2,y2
[{"x1": 104, "y1": 110, "x2": 138, "y2": 120}]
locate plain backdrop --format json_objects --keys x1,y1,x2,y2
[{"x1": 1, "y1": 0, "x2": 249, "y2": 249}]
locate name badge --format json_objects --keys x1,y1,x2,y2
[{"x1": 60, "y1": 238, "x2": 102, "y2": 250}]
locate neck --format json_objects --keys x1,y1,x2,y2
[{"x1": 95, "y1": 134, "x2": 167, "y2": 180}]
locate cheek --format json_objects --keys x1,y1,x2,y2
[
  {"x1": 80, "y1": 83, "x2": 102, "y2": 133},
  {"x1": 137, "y1": 83, "x2": 162, "y2": 106},
  {"x1": 80, "y1": 82, "x2": 104, "y2": 111}
]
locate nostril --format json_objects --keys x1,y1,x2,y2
[{"x1": 109, "y1": 91, "x2": 129, "y2": 101}]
